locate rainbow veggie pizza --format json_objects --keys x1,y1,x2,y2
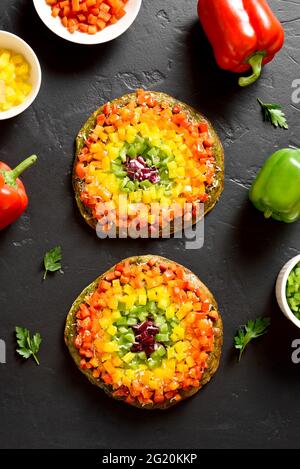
[
  {"x1": 74, "y1": 90, "x2": 224, "y2": 236},
  {"x1": 65, "y1": 255, "x2": 223, "y2": 409}
]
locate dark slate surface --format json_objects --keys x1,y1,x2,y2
[{"x1": 0, "y1": 0, "x2": 300, "y2": 450}]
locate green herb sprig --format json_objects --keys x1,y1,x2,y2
[
  {"x1": 257, "y1": 98, "x2": 288, "y2": 129},
  {"x1": 43, "y1": 246, "x2": 62, "y2": 280},
  {"x1": 16, "y1": 327, "x2": 42, "y2": 365},
  {"x1": 234, "y1": 317, "x2": 271, "y2": 361}
]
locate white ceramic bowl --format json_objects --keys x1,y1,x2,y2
[
  {"x1": 33, "y1": 0, "x2": 142, "y2": 45},
  {"x1": 276, "y1": 254, "x2": 300, "y2": 329},
  {"x1": 0, "y1": 31, "x2": 41, "y2": 120}
]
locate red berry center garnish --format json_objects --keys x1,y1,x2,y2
[
  {"x1": 131, "y1": 319, "x2": 160, "y2": 356},
  {"x1": 125, "y1": 156, "x2": 160, "y2": 184}
]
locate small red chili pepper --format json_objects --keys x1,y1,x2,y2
[
  {"x1": 0, "y1": 155, "x2": 37, "y2": 230},
  {"x1": 197, "y1": 0, "x2": 285, "y2": 87}
]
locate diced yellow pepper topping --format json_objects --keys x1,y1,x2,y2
[
  {"x1": 0, "y1": 49, "x2": 32, "y2": 112},
  {"x1": 123, "y1": 352, "x2": 135, "y2": 364},
  {"x1": 103, "y1": 342, "x2": 119, "y2": 353}
]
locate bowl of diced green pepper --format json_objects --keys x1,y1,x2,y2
[{"x1": 276, "y1": 255, "x2": 300, "y2": 328}]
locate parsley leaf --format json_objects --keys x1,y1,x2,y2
[
  {"x1": 16, "y1": 325, "x2": 29, "y2": 348},
  {"x1": 32, "y1": 333, "x2": 42, "y2": 353},
  {"x1": 234, "y1": 317, "x2": 271, "y2": 362},
  {"x1": 16, "y1": 327, "x2": 42, "y2": 365},
  {"x1": 257, "y1": 98, "x2": 288, "y2": 129},
  {"x1": 43, "y1": 246, "x2": 62, "y2": 280}
]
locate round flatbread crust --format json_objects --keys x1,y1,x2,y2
[
  {"x1": 65, "y1": 255, "x2": 223, "y2": 409},
  {"x1": 73, "y1": 92, "x2": 224, "y2": 233}
]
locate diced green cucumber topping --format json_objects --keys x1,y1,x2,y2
[
  {"x1": 155, "y1": 333, "x2": 169, "y2": 343},
  {"x1": 124, "y1": 333, "x2": 135, "y2": 342},
  {"x1": 112, "y1": 135, "x2": 175, "y2": 194},
  {"x1": 138, "y1": 351, "x2": 147, "y2": 361},
  {"x1": 148, "y1": 358, "x2": 159, "y2": 369},
  {"x1": 127, "y1": 317, "x2": 138, "y2": 326},
  {"x1": 115, "y1": 317, "x2": 127, "y2": 326},
  {"x1": 151, "y1": 346, "x2": 166, "y2": 359},
  {"x1": 112, "y1": 299, "x2": 180, "y2": 366},
  {"x1": 286, "y1": 262, "x2": 300, "y2": 320}
]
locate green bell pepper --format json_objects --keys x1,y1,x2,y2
[{"x1": 249, "y1": 148, "x2": 300, "y2": 223}]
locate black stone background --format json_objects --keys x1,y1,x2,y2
[{"x1": 0, "y1": 0, "x2": 300, "y2": 450}]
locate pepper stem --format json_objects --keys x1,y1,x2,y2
[
  {"x1": 238, "y1": 53, "x2": 265, "y2": 87},
  {"x1": 264, "y1": 209, "x2": 273, "y2": 219},
  {"x1": 11, "y1": 155, "x2": 38, "y2": 179},
  {"x1": 2, "y1": 155, "x2": 37, "y2": 188}
]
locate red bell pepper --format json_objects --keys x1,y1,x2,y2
[
  {"x1": 0, "y1": 155, "x2": 37, "y2": 230},
  {"x1": 197, "y1": 0, "x2": 285, "y2": 87}
]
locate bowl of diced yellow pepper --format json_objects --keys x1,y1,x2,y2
[{"x1": 0, "y1": 31, "x2": 41, "y2": 120}]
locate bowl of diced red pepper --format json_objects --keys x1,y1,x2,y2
[{"x1": 33, "y1": 0, "x2": 142, "y2": 44}]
